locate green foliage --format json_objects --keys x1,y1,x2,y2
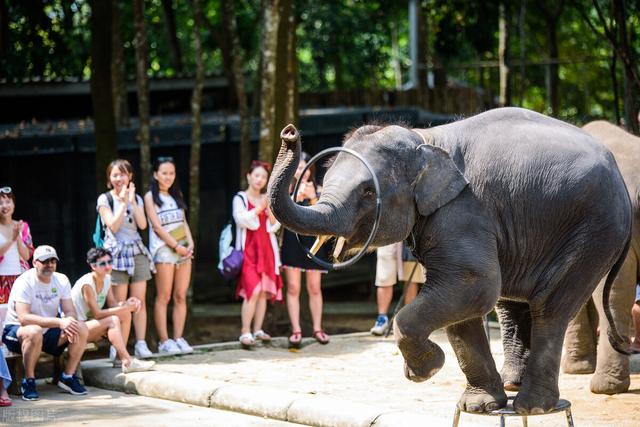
[{"x1": 0, "y1": 0, "x2": 637, "y2": 126}]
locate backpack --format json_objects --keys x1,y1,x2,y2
[
  {"x1": 92, "y1": 192, "x2": 114, "y2": 248},
  {"x1": 218, "y1": 192, "x2": 246, "y2": 280}
]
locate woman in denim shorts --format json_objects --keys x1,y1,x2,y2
[
  {"x1": 144, "y1": 157, "x2": 195, "y2": 355},
  {"x1": 98, "y1": 159, "x2": 155, "y2": 359}
]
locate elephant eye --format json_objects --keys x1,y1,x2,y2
[{"x1": 363, "y1": 188, "x2": 375, "y2": 198}]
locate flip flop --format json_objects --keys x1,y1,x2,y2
[
  {"x1": 0, "y1": 396, "x2": 12, "y2": 407},
  {"x1": 312, "y1": 330, "x2": 330, "y2": 345},
  {"x1": 288, "y1": 331, "x2": 302, "y2": 347},
  {"x1": 253, "y1": 330, "x2": 272, "y2": 343},
  {"x1": 630, "y1": 347, "x2": 640, "y2": 355}
]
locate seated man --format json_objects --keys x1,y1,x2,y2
[
  {"x1": 632, "y1": 283, "x2": 640, "y2": 354},
  {"x1": 72, "y1": 247, "x2": 154, "y2": 373},
  {"x1": 2, "y1": 245, "x2": 88, "y2": 400}
]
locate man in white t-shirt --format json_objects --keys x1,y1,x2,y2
[{"x1": 1, "y1": 245, "x2": 88, "y2": 401}]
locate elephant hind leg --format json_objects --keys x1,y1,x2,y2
[
  {"x1": 561, "y1": 298, "x2": 598, "y2": 374},
  {"x1": 496, "y1": 299, "x2": 532, "y2": 390},
  {"x1": 447, "y1": 317, "x2": 507, "y2": 413}
]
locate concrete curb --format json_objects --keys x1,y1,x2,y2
[{"x1": 81, "y1": 334, "x2": 452, "y2": 427}]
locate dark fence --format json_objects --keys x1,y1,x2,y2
[{"x1": 0, "y1": 107, "x2": 454, "y2": 303}]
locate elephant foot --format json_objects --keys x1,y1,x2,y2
[
  {"x1": 395, "y1": 321, "x2": 445, "y2": 382},
  {"x1": 590, "y1": 371, "x2": 630, "y2": 395},
  {"x1": 402, "y1": 343, "x2": 445, "y2": 382},
  {"x1": 457, "y1": 386, "x2": 507, "y2": 413},
  {"x1": 560, "y1": 354, "x2": 595, "y2": 374},
  {"x1": 513, "y1": 383, "x2": 559, "y2": 415}
]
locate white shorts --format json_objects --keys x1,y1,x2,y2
[{"x1": 375, "y1": 244, "x2": 426, "y2": 287}]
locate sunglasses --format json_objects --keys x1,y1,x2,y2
[
  {"x1": 0, "y1": 186, "x2": 12, "y2": 194},
  {"x1": 156, "y1": 156, "x2": 174, "y2": 163},
  {"x1": 39, "y1": 258, "x2": 58, "y2": 265},
  {"x1": 93, "y1": 259, "x2": 113, "y2": 268}
]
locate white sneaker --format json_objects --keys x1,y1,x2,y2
[
  {"x1": 174, "y1": 337, "x2": 194, "y2": 354},
  {"x1": 134, "y1": 340, "x2": 153, "y2": 359},
  {"x1": 370, "y1": 314, "x2": 389, "y2": 336},
  {"x1": 122, "y1": 358, "x2": 155, "y2": 374},
  {"x1": 158, "y1": 339, "x2": 181, "y2": 355}
]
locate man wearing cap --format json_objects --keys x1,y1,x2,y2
[{"x1": 2, "y1": 245, "x2": 88, "y2": 400}]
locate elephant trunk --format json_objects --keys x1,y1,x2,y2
[{"x1": 267, "y1": 124, "x2": 349, "y2": 238}]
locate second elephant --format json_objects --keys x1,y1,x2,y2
[{"x1": 562, "y1": 120, "x2": 640, "y2": 394}]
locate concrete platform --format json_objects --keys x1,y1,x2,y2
[{"x1": 81, "y1": 330, "x2": 640, "y2": 427}]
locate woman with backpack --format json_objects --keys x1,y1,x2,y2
[
  {"x1": 97, "y1": 159, "x2": 154, "y2": 359},
  {"x1": 233, "y1": 160, "x2": 282, "y2": 348},
  {"x1": 144, "y1": 157, "x2": 195, "y2": 355}
]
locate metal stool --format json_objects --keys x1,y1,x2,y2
[{"x1": 452, "y1": 396, "x2": 574, "y2": 427}]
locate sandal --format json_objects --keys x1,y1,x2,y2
[
  {"x1": 312, "y1": 330, "x2": 330, "y2": 345},
  {"x1": 253, "y1": 330, "x2": 272, "y2": 343},
  {"x1": 288, "y1": 331, "x2": 302, "y2": 347},
  {"x1": 239, "y1": 332, "x2": 256, "y2": 349},
  {"x1": 0, "y1": 396, "x2": 11, "y2": 407}
]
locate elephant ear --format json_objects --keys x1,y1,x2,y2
[{"x1": 414, "y1": 145, "x2": 468, "y2": 217}]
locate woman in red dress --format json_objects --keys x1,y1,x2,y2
[{"x1": 232, "y1": 161, "x2": 282, "y2": 348}]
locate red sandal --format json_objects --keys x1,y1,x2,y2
[
  {"x1": 288, "y1": 331, "x2": 302, "y2": 347},
  {"x1": 312, "y1": 330, "x2": 330, "y2": 345}
]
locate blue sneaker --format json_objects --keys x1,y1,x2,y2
[
  {"x1": 57, "y1": 373, "x2": 87, "y2": 395},
  {"x1": 370, "y1": 314, "x2": 389, "y2": 336},
  {"x1": 21, "y1": 377, "x2": 39, "y2": 401}
]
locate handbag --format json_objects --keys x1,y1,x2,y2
[{"x1": 218, "y1": 193, "x2": 246, "y2": 280}]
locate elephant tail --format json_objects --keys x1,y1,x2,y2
[{"x1": 603, "y1": 234, "x2": 631, "y2": 356}]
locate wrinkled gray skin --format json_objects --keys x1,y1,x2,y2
[
  {"x1": 268, "y1": 107, "x2": 632, "y2": 415},
  {"x1": 561, "y1": 121, "x2": 640, "y2": 394}
]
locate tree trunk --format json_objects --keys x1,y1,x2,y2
[
  {"x1": 613, "y1": 0, "x2": 639, "y2": 134},
  {"x1": 391, "y1": 20, "x2": 402, "y2": 91},
  {"x1": 112, "y1": 0, "x2": 130, "y2": 128},
  {"x1": 547, "y1": 23, "x2": 559, "y2": 116},
  {"x1": 518, "y1": 0, "x2": 526, "y2": 106},
  {"x1": 498, "y1": 2, "x2": 510, "y2": 107},
  {"x1": 133, "y1": 0, "x2": 151, "y2": 190},
  {"x1": 258, "y1": 0, "x2": 281, "y2": 163},
  {"x1": 284, "y1": 5, "x2": 298, "y2": 126},
  {"x1": 0, "y1": 0, "x2": 8, "y2": 64},
  {"x1": 189, "y1": 0, "x2": 204, "y2": 250},
  {"x1": 275, "y1": 0, "x2": 292, "y2": 138},
  {"x1": 90, "y1": 0, "x2": 118, "y2": 193},
  {"x1": 161, "y1": 0, "x2": 183, "y2": 74},
  {"x1": 222, "y1": 0, "x2": 252, "y2": 186},
  {"x1": 610, "y1": 53, "x2": 621, "y2": 124}
]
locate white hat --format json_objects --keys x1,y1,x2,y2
[{"x1": 33, "y1": 245, "x2": 59, "y2": 262}]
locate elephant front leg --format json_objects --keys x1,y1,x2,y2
[
  {"x1": 496, "y1": 300, "x2": 532, "y2": 391},
  {"x1": 447, "y1": 318, "x2": 507, "y2": 412}
]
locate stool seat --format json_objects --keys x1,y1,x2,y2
[{"x1": 452, "y1": 396, "x2": 574, "y2": 427}]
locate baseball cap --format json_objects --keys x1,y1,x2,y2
[{"x1": 33, "y1": 245, "x2": 59, "y2": 262}]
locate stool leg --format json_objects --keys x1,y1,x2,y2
[
  {"x1": 565, "y1": 408, "x2": 574, "y2": 427},
  {"x1": 522, "y1": 415, "x2": 528, "y2": 427},
  {"x1": 500, "y1": 414, "x2": 506, "y2": 427},
  {"x1": 452, "y1": 407, "x2": 461, "y2": 427}
]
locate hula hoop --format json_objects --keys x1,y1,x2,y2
[{"x1": 292, "y1": 147, "x2": 382, "y2": 270}]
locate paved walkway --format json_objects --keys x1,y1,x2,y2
[
  {"x1": 80, "y1": 328, "x2": 640, "y2": 427},
  {"x1": 2, "y1": 383, "x2": 300, "y2": 426}
]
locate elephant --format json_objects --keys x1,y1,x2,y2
[
  {"x1": 268, "y1": 107, "x2": 633, "y2": 415},
  {"x1": 561, "y1": 120, "x2": 640, "y2": 394}
]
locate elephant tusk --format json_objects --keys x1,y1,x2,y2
[
  {"x1": 310, "y1": 235, "x2": 330, "y2": 255},
  {"x1": 333, "y1": 237, "x2": 346, "y2": 259}
]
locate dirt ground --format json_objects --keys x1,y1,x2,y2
[{"x1": 148, "y1": 326, "x2": 640, "y2": 427}]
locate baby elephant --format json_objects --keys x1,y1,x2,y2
[{"x1": 562, "y1": 120, "x2": 640, "y2": 394}]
